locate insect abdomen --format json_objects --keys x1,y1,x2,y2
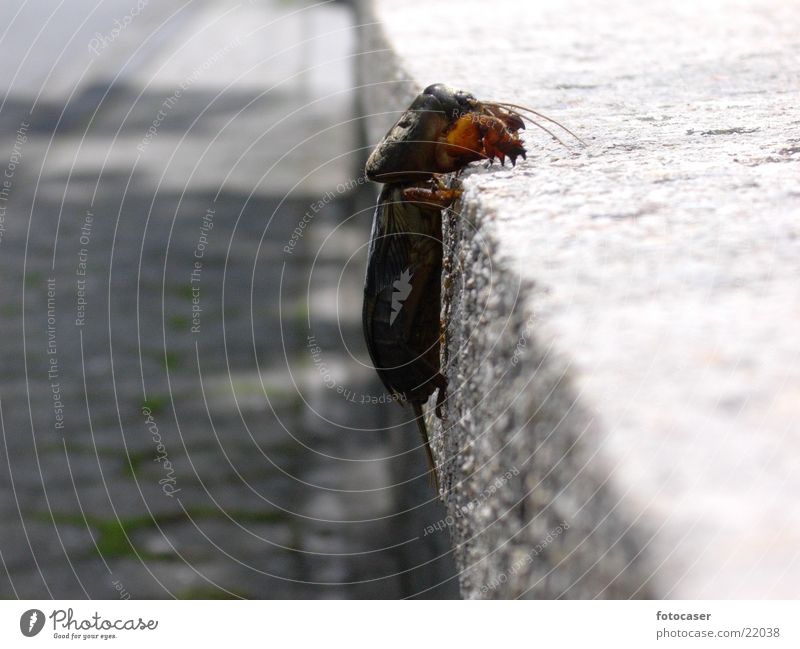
[{"x1": 362, "y1": 185, "x2": 444, "y2": 404}]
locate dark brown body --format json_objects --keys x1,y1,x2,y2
[
  {"x1": 362, "y1": 183, "x2": 451, "y2": 489},
  {"x1": 362, "y1": 84, "x2": 534, "y2": 491},
  {"x1": 362, "y1": 183, "x2": 447, "y2": 408}
]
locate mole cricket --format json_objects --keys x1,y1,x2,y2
[{"x1": 362, "y1": 83, "x2": 580, "y2": 492}]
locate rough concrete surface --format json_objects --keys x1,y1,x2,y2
[{"x1": 358, "y1": 0, "x2": 800, "y2": 598}]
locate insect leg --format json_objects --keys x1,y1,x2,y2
[
  {"x1": 412, "y1": 401, "x2": 440, "y2": 493},
  {"x1": 401, "y1": 185, "x2": 461, "y2": 208}
]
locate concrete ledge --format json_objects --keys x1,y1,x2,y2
[{"x1": 357, "y1": 0, "x2": 800, "y2": 598}]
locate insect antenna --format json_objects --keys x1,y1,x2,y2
[{"x1": 489, "y1": 101, "x2": 586, "y2": 146}]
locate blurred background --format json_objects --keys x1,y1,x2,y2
[{"x1": 0, "y1": 0, "x2": 457, "y2": 598}]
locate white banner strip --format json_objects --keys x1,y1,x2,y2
[{"x1": 0, "y1": 600, "x2": 797, "y2": 647}]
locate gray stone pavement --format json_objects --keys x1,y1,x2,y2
[{"x1": 0, "y1": 0, "x2": 456, "y2": 599}]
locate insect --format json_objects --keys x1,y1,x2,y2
[{"x1": 362, "y1": 84, "x2": 580, "y2": 491}]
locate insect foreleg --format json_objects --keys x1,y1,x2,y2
[{"x1": 401, "y1": 185, "x2": 461, "y2": 208}]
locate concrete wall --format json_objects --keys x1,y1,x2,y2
[{"x1": 357, "y1": 0, "x2": 800, "y2": 598}]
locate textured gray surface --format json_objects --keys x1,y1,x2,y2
[
  {"x1": 0, "y1": 0, "x2": 457, "y2": 599},
  {"x1": 358, "y1": 0, "x2": 800, "y2": 598}
]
